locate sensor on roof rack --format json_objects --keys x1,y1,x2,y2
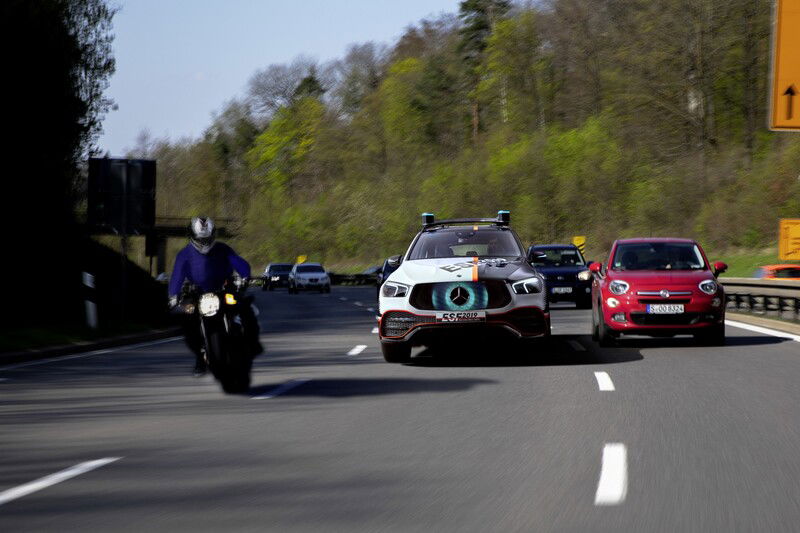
[
  {"x1": 497, "y1": 210, "x2": 510, "y2": 225},
  {"x1": 422, "y1": 213, "x2": 435, "y2": 226}
]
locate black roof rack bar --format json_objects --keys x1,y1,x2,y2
[{"x1": 423, "y1": 217, "x2": 506, "y2": 229}]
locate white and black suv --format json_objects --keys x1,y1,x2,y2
[{"x1": 377, "y1": 211, "x2": 550, "y2": 363}]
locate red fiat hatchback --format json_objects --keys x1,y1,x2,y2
[{"x1": 589, "y1": 238, "x2": 727, "y2": 346}]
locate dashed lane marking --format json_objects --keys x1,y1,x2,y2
[
  {"x1": 595, "y1": 443, "x2": 627, "y2": 506},
  {"x1": 0, "y1": 337, "x2": 181, "y2": 371},
  {"x1": 367, "y1": 307, "x2": 375, "y2": 312},
  {"x1": 0, "y1": 457, "x2": 122, "y2": 507},
  {"x1": 251, "y1": 379, "x2": 311, "y2": 400},
  {"x1": 372, "y1": 327, "x2": 379, "y2": 334},
  {"x1": 354, "y1": 301, "x2": 363, "y2": 307},
  {"x1": 339, "y1": 297, "x2": 348, "y2": 301},
  {"x1": 568, "y1": 340, "x2": 586, "y2": 352},
  {"x1": 594, "y1": 371, "x2": 615, "y2": 391},
  {"x1": 347, "y1": 345, "x2": 367, "y2": 356}
]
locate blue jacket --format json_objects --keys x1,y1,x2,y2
[{"x1": 169, "y1": 242, "x2": 251, "y2": 297}]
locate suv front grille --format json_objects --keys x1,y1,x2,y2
[{"x1": 409, "y1": 281, "x2": 511, "y2": 310}]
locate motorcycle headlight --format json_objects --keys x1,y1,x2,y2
[
  {"x1": 199, "y1": 293, "x2": 220, "y2": 316},
  {"x1": 512, "y1": 277, "x2": 543, "y2": 294},
  {"x1": 382, "y1": 281, "x2": 410, "y2": 298},
  {"x1": 609, "y1": 280, "x2": 630, "y2": 295},
  {"x1": 699, "y1": 279, "x2": 718, "y2": 295},
  {"x1": 577, "y1": 270, "x2": 592, "y2": 281}
]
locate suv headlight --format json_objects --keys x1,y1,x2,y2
[
  {"x1": 382, "y1": 281, "x2": 410, "y2": 298},
  {"x1": 511, "y1": 277, "x2": 543, "y2": 294},
  {"x1": 698, "y1": 279, "x2": 718, "y2": 295},
  {"x1": 608, "y1": 280, "x2": 630, "y2": 295},
  {"x1": 199, "y1": 293, "x2": 220, "y2": 316},
  {"x1": 577, "y1": 270, "x2": 592, "y2": 281}
]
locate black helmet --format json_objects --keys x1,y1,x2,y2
[{"x1": 190, "y1": 216, "x2": 216, "y2": 254}]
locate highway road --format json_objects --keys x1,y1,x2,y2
[{"x1": 2, "y1": 286, "x2": 800, "y2": 531}]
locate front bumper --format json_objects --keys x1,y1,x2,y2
[
  {"x1": 379, "y1": 307, "x2": 550, "y2": 345},
  {"x1": 546, "y1": 281, "x2": 592, "y2": 302},
  {"x1": 600, "y1": 291, "x2": 725, "y2": 334}
]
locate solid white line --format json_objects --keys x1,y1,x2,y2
[
  {"x1": 0, "y1": 337, "x2": 181, "y2": 371},
  {"x1": 725, "y1": 319, "x2": 800, "y2": 342},
  {"x1": 0, "y1": 457, "x2": 121, "y2": 506},
  {"x1": 371, "y1": 327, "x2": 379, "y2": 334},
  {"x1": 347, "y1": 344, "x2": 367, "y2": 356},
  {"x1": 595, "y1": 443, "x2": 627, "y2": 506},
  {"x1": 594, "y1": 371, "x2": 615, "y2": 391},
  {"x1": 251, "y1": 379, "x2": 310, "y2": 400},
  {"x1": 568, "y1": 340, "x2": 586, "y2": 352}
]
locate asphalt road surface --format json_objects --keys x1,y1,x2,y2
[{"x1": 2, "y1": 286, "x2": 800, "y2": 531}]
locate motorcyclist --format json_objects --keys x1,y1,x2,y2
[{"x1": 169, "y1": 216, "x2": 263, "y2": 376}]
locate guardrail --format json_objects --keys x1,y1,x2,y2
[
  {"x1": 721, "y1": 277, "x2": 800, "y2": 321},
  {"x1": 329, "y1": 273, "x2": 376, "y2": 286}
]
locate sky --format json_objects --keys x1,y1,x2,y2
[{"x1": 99, "y1": 0, "x2": 461, "y2": 156}]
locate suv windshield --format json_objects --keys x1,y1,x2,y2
[
  {"x1": 408, "y1": 228, "x2": 523, "y2": 260},
  {"x1": 298, "y1": 265, "x2": 325, "y2": 273},
  {"x1": 611, "y1": 242, "x2": 706, "y2": 271},
  {"x1": 531, "y1": 247, "x2": 585, "y2": 267},
  {"x1": 269, "y1": 264, "x2": 292, "y2": 273}
]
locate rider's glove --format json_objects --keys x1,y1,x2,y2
[{"x1": 169, "y1": 296, "x2": 179, "y2": 309}]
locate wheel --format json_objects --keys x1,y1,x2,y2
[
  {"x1": 577, "y1": 296, "x2": 592, "y2": 309},
  {"x1": 381, "y1": 342, "x2": 411, "y2": 363},
  {"x1": 694, "y1": 323, "x2": 725, "y2": 346},
  {"x1": 591, "y1": 302, "x2": 600, "y2": 341},
  {"x1": 597, "y1": 307, "x2": 616, "y2": 347},
  {"x1": 289, "y1": 284, "x2": 296, "y2": 294}
]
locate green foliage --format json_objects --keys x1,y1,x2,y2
[{"x1": 147, "y1": 0, "x2": 796, "y2": 274}]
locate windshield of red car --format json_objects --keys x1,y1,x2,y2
[{"x1": 610, "y1": 243, "x2": 706, "y2": 271}]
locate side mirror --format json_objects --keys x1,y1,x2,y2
[
  {"x1": 589, "y1": 262, "x2": 603, "y2": 274},
  {"x1": 387, "y1": 255, "x2": 402, "y2": 268},
  {"x1": 713, "y1": 261, "x2": 728, "y2": 277},
  {"x1": 586, "y1": 261, "x2": 595, "y2": 268}
]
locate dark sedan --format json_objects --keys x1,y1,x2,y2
[
  {"x1": 528, "y1": 244, "x2": 593, "y2": 308},
  {"x1": 262, "y1": 262, "x2": 293, "y2": 291}
]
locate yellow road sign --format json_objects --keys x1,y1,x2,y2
[
  {"x1": 779, "y1": 219, "x2": 800, "y2": 260},
  {"x1": 296, "y1": 255, "x2": 307, "y2": 264},
  {"x1": 572, "y1": 236, "x2": 587, "y2": 254},
  {"x1": 770, "y1": 0, "x2": 800, "y2": 130}
]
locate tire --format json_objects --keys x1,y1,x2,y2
[
  {"x1": 262, "y1": 283, "x2": 268, "y2": 292},
  {"x1": 577, "y1": 296, "x2": 592, "y2": 309},
  {"x1": 694, "y1": 323, "x2": 725, "y2": 346},
  {"x1": 597, "y1": 307, "x2": 616, "y2": 347},
  {"x1": 381, "y1": 342, "x2": 411, "y2": 363},
  {"x1": 591, "y1": 302, "x2": 600, "y2": 341}
]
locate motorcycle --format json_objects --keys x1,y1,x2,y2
[{"x1": 177, "y1": 279, "x2": 254, "y2": 394}]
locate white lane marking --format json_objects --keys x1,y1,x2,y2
[
  {"x1": 354, "y1": 301, "x2": 363, "y2": 307},
  {"x1": 594, "y1": 371, "x2": 615, "y2": 391},
  {"x1": 339, "y1": 297, "x2": 347, "y2": 301},
  {"x1": 725, "y1": 319, "x2": 800, "y2": 342},
  {"x1": 251, "y1": 379, "x2": 310, "y2": 400},
  {"x1": 595, "y1": 443, "x2": 627, "y2": 506},
  {"x1": 367, "y1": 307, "x2": 375, "y2": 312},
  {"x1": 0, "y1": 337, "x2": 181, "y2": 371},
  {"x1": 371, "y1": 327, "x2": 379, "y2": 334},
  {"x1": 568, "y1": 340, "x2": 586, "y2": 352},
  {"x1": 0, "y1": 457, "x2": 122, "y2": 507},
  {"x1": 347, "y1": 345, "x2": 367, "y2": 356}
]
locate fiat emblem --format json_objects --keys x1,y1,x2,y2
[{"x1": 660, "y1": 289, "x2": 670, "y2": 298}]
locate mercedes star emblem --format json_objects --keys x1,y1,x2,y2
[{"x1": 450, "y1": 286, "x2": 469, "y2": 306}]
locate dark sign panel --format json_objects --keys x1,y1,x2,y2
[{"x1": 88, "y1": 158, "x2": 156, "y2": 235}]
